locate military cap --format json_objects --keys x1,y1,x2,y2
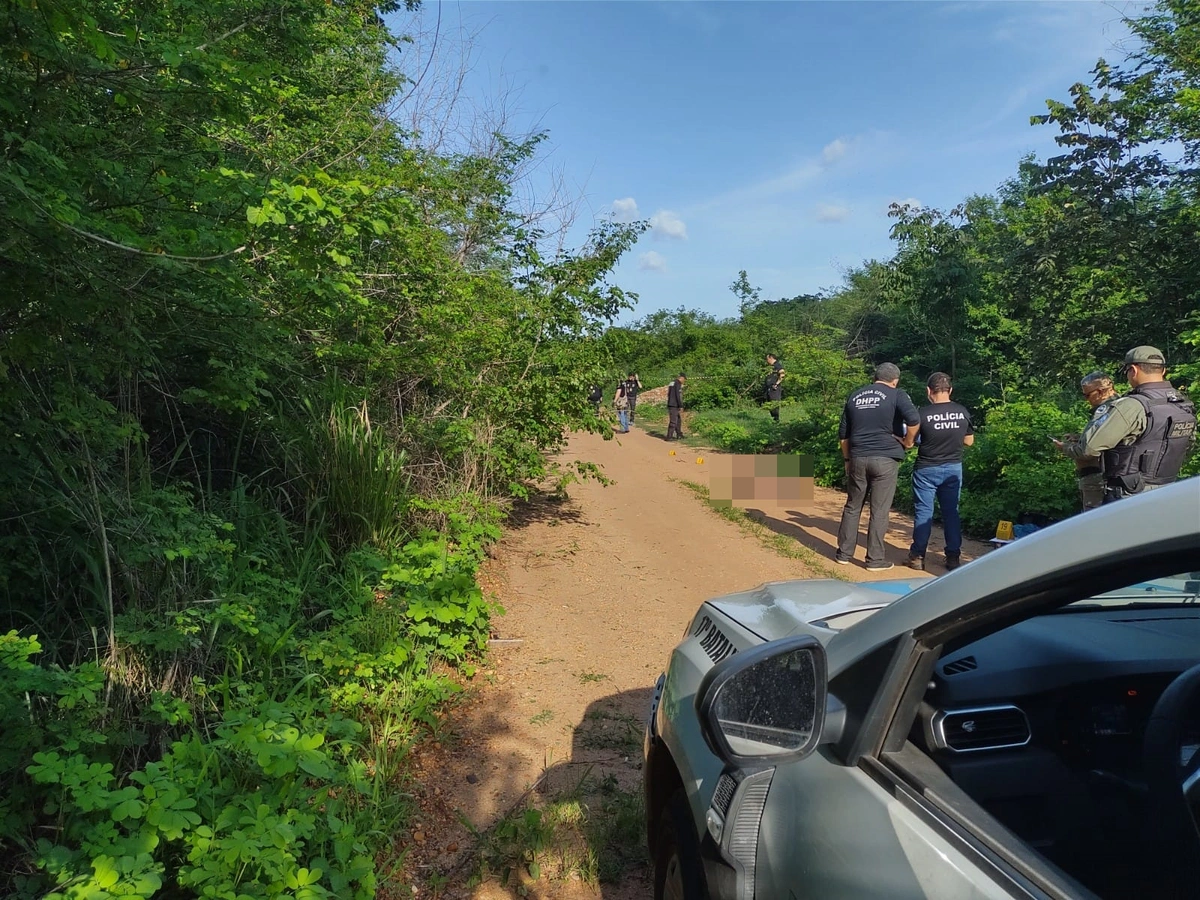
[{"x1": 1122, "y1": 345, "x2": 1166, "y2": 367}]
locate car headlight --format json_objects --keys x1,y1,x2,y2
[{"x1": 706, "y1": 768, "x2": 774, "y2": 900}]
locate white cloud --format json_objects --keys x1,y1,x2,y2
[
  {"x1": 649, "y1": 209, "x2": 688, "y2": 240},
  {"x1": 692, "y1": 159, "x2": 822, "y2": 213},
  {"x1": 611, "y1": 197, "x2": 640, "y2": 222},
  {"x1": 821, "y1": 138, "x2": 849, "y2": 165},
  {"x1": 691, "y1": 133, "x2": 878, "y2": 215},
  {"x1": 638, "y1": 251, "x2": 668, "y2": 272},
  {"x1": 816, "y1": 203, "x2": 851, "y2": 223}
]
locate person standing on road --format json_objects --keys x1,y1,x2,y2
[
  {"x1": 666, "y1": 373, "x2": 687, "y2": 441},
  {"x1": 624, "y1": 372, "x2": 643, "y2": 425},
  {"x1": 835, "y1": 362, "x2": 920, "y2": 570},
  {"x1": 614, "y1": 379, "x2": 631, "y2": 433},
  {"x1": 906, "y1": 372, "x2": 974, "y2": 572},
  {"x1": 1053, "y1": 346, "x2": 1196, "y2": 502},
  {"x1": 1054, "y1": 372, "x2": 1118, "y2": 511},
  {"x1": 763, "y1": 353, "x2": 785, "y2": 422},
  {"x1": 588, "y1": 383, "x2": 603, "y2": 415}
]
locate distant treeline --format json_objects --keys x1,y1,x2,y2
[{"x1": 607, "y1": 0, "x2": 1200, "y2": 533}]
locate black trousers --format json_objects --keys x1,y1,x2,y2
[
  {"x1": 666, "y1": 407, "x2": 682, "y2": 439},
  {"x1": 766, "y1": 392, "x2": 781, "y2": 422},
  {"x1": 836, "y1": 457, "x2": 900, "y2": 565},
  {"x1": 628, "y1": 397, "x2": 637, "y2": 422}
]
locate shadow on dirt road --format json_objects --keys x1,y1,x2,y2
[{"x1": 452, "y1": 686, "x2": 656, "y2": 900}]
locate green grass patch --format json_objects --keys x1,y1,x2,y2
[{"x1": 673, "y1": 479, "x2": 849, "y2": 581}]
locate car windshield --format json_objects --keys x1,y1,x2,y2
[{"x1": 1066, "y1": 572, "x2": 1200, "y2": 609}]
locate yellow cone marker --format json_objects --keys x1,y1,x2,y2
[
  {"x1": 669, "y1": 450, "x2": 676, "y2": 456},
  {"x1": 696, "y1": 457, "x2": 704, "y2": 464}
]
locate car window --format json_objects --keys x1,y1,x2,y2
[
  {"x1": 909, "y1": 563, "x2": 1200, "y2": 898},
  {"x1": 1064, "y1": 571, "x2": 1200, "y2": 609}
]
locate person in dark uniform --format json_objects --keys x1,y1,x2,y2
[
  {"x1": 666, "y1": 373, "x2": 686, "y2": 440},
  {"x1": 764, "y1": 354, "x2": 785, "y2": 422},
  {"x1": 1054, "y1": 346, "x2": 1196, "y2": 502},
  {"x1": 624, "y1": 372, "x2": 643, "y2": 424},
  {"x1": 906, "y1": 372, "x2": 974, "y2": 572},
  {"x1": 835, "y1": 362, "x2": 920, "y2": 570},
  {"x1": 1054, "y1": 371, "x2": 1117, "y2": 511},
  {"x1": 588, "y1": 383, "x2": 603, "y2": 415}
]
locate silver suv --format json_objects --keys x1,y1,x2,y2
[{"x1": 643, "y1": 479, "x2": 1200, "y2": 900}]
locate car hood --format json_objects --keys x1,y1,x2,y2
[{"x1": 707, "y1": 578, "x2": 923, "y2": 643}]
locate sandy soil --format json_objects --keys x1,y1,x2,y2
[{"x1": 392, "y1": 425, "x2": 991, "y2": 899}]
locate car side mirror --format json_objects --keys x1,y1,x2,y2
[{"x1": 696, "y1": 635, "x2": 829, "y2": 768}]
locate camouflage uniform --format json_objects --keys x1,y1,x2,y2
[
  {"x1": 1061, "y1": 396, "x2": 1151, "y2": 503},
  {"x1": 1062, "y1": 347, "x2": 1196, "y2": 503},
  {"x1": 1060, "y1": 404, "x2": 1114, "y2": 510},
  {"x1": 1059, "y1": 373, "x2": 1116, "y2": 511}
]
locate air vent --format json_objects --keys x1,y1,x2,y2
[
  {"x1": 942, "y1": 655, "x2": 978, "y2": 676},
  {"x1": 692, "y1": 615, "x2": 737, "y2": 664},
  {"x1": 711, "y1": 773, "x2": 738, "y2": 817},
  {"x1": 934, "y1": 705, "x2": 1031, "y2": 753}
]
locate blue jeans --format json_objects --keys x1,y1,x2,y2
[
  {"x1": 910, "y1": 463, "x2": 962, "y2": 559},
  {"x1": 617, "y1": 409, "x2": 629, "y2": 432}
]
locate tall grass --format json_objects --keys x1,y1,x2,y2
[{"x1": 294, "y1": 391, "x2": 410, "y2": 550}]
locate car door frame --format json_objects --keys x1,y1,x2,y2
[{"x1": 837, "y1": 534, "x2": 1200, "y2": 898}]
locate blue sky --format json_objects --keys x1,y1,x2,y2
[{"x1": 388, "y1": 2, "x2": 1143, "y2": 323}]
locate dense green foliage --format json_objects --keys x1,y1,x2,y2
[
  {"x1": 0, "y1": 1, "x2": 639, "y2": 895},
  {"x1": 623, "y1": 1, "x2": 1200, "y2": 534}
]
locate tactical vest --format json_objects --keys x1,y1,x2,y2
[{"x1": 1103, "y1": 383, "x2": 1197, "y2": 487}]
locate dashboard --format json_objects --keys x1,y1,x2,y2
[
  {"x1": 922, "y1": 606, "x2": 1200, "y2": 768},
  {"x1": 1055, "y1": 673, "x2": 1200, "y2": 772},
  {"x1": 915, "y1": 605, "x2": 1200, "y2": 892}
]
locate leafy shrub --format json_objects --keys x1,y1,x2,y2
[
  {"x1": 0, "y1": 489, "x2": 498, "y2": 899},
  {"x1": 682, "y1": 378, "x2": 746, "y2": 411},
  {"x1": 960, "y1": 401, "x2": 1085, "y2": 536},
  {"x1": 779, "y1": 408, "x2": 844, "y2": 487}
]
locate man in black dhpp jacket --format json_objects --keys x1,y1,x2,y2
[
  {"x1": 835, "y1": 362, "x2": 920, "y2": 570},
  {"x1": 666, "y1": 373, "x2": 686, "y2": 440}
]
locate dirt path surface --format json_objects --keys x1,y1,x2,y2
[{"x1": 396, "y1": 426, "x2": 991, "y2": 899}]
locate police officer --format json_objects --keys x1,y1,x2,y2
[
  {"x1": 763, "y1": 354, "x2": 785, "y2": 422},
  {"x1": 835, "y1": 362, "x2": 920, "y2": 570},
  {"x1": 1053, "y1": 371, "x2": 1118, "y2": 511},
  {"x1": 1056, "y1": 346, "x2": 1196, "y2": 502},
  {"x1": 623, "y1": 372, "x2": 642, "y2": 424},
  {"x1": 666, "y1": 372, "x2": 686, "y2": 440}
]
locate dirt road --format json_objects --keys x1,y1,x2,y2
[{"x1": 396, "y1": 427, "x2": 989, "y2": 899}]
